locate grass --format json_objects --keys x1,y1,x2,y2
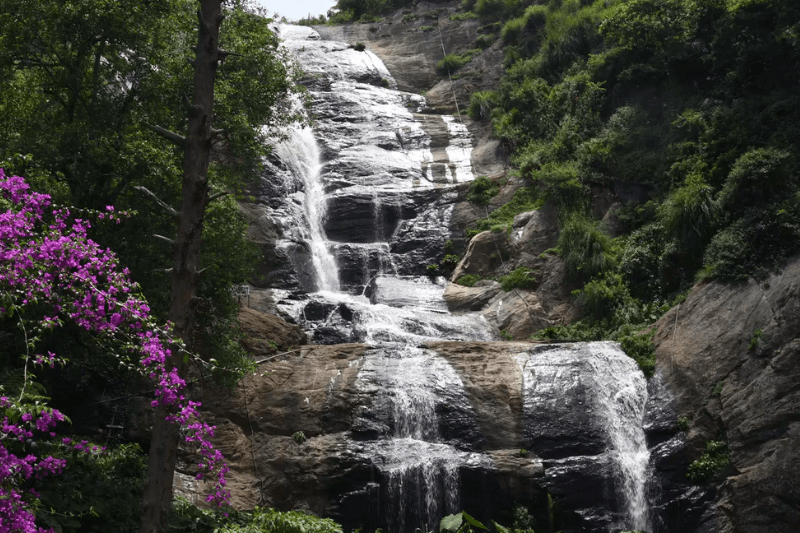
[{"x1": 437, "y1": 49, "x2": 482, "y2": 74}]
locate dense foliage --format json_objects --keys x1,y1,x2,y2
[{"x1": 455, "y1": 0, "x2": 800, "y2": 352}]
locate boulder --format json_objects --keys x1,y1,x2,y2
[
  {"x1": 481, "y1": 290, "x2": 552, "y2": 339},
  {"x1": 442, "y1": 280, "x2": 502, "y2": 312},
  {"x1": 450, "y1": 231, "x2": 511, "y2": 280},
  {"x1": 510, "y1": 203, "x2": 559, "y2": 257}
]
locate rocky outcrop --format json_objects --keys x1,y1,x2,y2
[
  {"x1": 443, "y1": 280, "x2": 503, "y2": 312},
  {"x1": 450, "y1": 231, "x2": 511, "y2": 280},
  {"x1": 238, "y1": 307, "x2": 307, "y2": 355},
  {"x1": 443, "y1": 202, "x2": 579, "y2": 337},
  {"x1": 185, "y1": 341, "x2": 709, "y2": 532},
  {"x1": 652, "y1": 255, "x2": 800, "y2": 533}
]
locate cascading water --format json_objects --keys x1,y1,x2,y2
[
  {"x1": 264, "y1": 23, "x2": 658, "y2": 533},
  {"x1": 515, "y1": 343, "x2": 653, "y2": 532},
  {"x1": 588, "y1": 345, "x2": 652, "y2": 532},
  {"x1": 273, "y1": 127, "x2": 340, "y2": 292}
]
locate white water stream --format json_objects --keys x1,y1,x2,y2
[{"x1": 273, "y1": 126, "x2": 341, "y2": 292}]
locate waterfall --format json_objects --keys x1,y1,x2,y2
[
  {"x1": 589, "y1": 343, "x2": 652, "y2": 532},
  {"x1": 515, "y1": 342, "x2": 653, "y2": 531},
  {"x1": 273, "y1": 126, "x2": 340, "y2": 293},
  {"x1": 265, "y1": 24, "x2": 659, "y2": 533}
]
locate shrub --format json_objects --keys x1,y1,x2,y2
[
  {"x1": 419, "y1": 25, "x2": 435, "y2": 32},
  {"x1": 475, "y1": 33, "x2": 496, "y2": 49},
  {"x1": 450, "y1": 12, "x2": 478, "y2": 21},
  {"x1": 437, "y1": 53, "x2": 471, "y2": 74},
  {"x1": 580, "y1": 272, "x2": 629, "y2": 318},
  {"x1": 499, "y1": 267, "x2": 537, "y2": 292},
  {"x1": 501, "y1": 17, "x2": 526, "y2": 43},
  {"x1": 619, "y1": 333, "x2": 656, "y2": 377},
  {"x1": 467, "y1": 175, "x2": 499, "y2": 205},
  {"x1": 441, "y1": 254, "x2": 461, "y2": 271},
  {"x1": 748, "y1": 329, "x2": 763, "y2": 351},
  {"x1": 468, "y1": 91, "x2": 496, "y2": 119},
  {"x1": 677, "y1": 416, "x2": 690, "y2": 432},
  {"x1": 402, "y1": 13, "x2": 417, "y2": 22},
  {"x1": 557, "y1": 213, "x2": 617, "y2": 282},
  {"x1": 658, "y1": 173, "x2": 718, "y2": 255},
  {"x1": 292, "y1": 431, "x2": 307, "y2": 444},
  {"x1": 168, "y1": 498, "x2": 344, "y2": 533},
  {"x1": 703, "y1": 194, "x2": 800, "y2": 281},
  {"x1": 718, "y1": 147, "x2": 793, "y2": 215},
  {"x1": 456, "y1": 274, "x2": 482, "y2": 287},
  {"x1": 687, "y1": 441, "x2": 730, "y2": 482},
  {"x1": 468, "y1": 186, "x2": 543, "y2": 236},
  {"x1": 352, "y1": 42, "x2": 366, "y2": 51}
]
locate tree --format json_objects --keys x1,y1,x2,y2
[{"x1": 138, "y1": 1, "x2": 298, "y2": 531}]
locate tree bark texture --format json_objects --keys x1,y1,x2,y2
[{"x1": 140, "y1": 1, "x2": 222, "y2": 531}]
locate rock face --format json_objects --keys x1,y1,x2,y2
[
  {"x1": 192, "y1": 341, "x2": 705, "y2": 533},
  {"x1": 237, "y1": 307, "x2": 307, "y2": 355},
  {"x1": 652, "y1": 255, "x2": 800, "y2": 533}
]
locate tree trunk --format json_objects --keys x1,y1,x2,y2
[{"x1": 140, "y1": 1, "x2": 223, "y2": 531}]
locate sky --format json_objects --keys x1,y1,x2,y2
[{"x1": 254, "y1": 0, "x2": 338, "y2": 21}]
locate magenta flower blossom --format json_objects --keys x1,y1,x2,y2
[{"x1": 0, "y1": 171, "x2": 230, "y2": 530}]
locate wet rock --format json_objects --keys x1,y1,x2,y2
[
  {"x1": 303, "y1": 300, "x2": 339, "y2": 322},
  {"x1": 369, "y1": 276, "x2": 449, "y2": 312}
]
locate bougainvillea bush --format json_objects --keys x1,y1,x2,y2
[{"x1": 0, "y1": 170, "x2": 228, "y2": 532}]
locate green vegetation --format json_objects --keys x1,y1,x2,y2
[
  {"x1": 293, "y1": 431, "x2": 307, "y2": 444},
  {"x1": 467, "y1": 176, "x2": 501, "y2": 205},
  {"x1": 456, "y1": 274, "x2": 483, "y2": 287},
  {"x1": 440, "y1": 511, "x2": 488, "y2": 533},
  {"x1": 468, "y1": 186, "x2": 543, "y2": 238},
  {"x1": 169, "y1": 498, "x2": 344, "y2": 533},
  {"x1": 748, "y1": 328, "x2": 764, "y2": 351},
  {"x1": 420, "y1": 26, "x2": 436, "y2": 32},
  {"x1": 468, "y1": 91, "x2": 497, "y2": 120},
  {"x1": 35, "y1": 443, "x2": 147, "y2": 533},
  {"x1": 677, "y1": 416, "x2": 690, "y2": 432},
  {"x1": 453, "y1": 0, "x2": 800, "y2": 370},
  {"x1": 437, "y1": 50, "x2": 482, "y2": 74},
  {"x1": 687, "y1": 440, "x2": 731, "y2": 482},
  {"x1": 476, "y1": 33, "x2": 497, "y2": 49},
  {"x1": 352, "y1": 41, "x2": 367, "y2": 51},
  {"x1": 451, "y1": 12, "x2": 479, "y2": 21},
  {"x1": 328, "y1": 0, "x2": 415, "y2": 23},
  {"x1": 619, "y1": 333, "x2": 655, "y2": 378},
  {"x1": 500, "y1": 267, "x2": 537, "y2": 292}
]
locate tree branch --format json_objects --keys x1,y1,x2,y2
[
  {"x1": 206, "y1": 191, "x2": 230, "y2": 204},
  {"x1": 144, "y1": 123, "x2": 186, "y2": 147},
  {"x1": 152, "y1": 234, "x2": 175, "y2": 247},
  {"x1": 218, "y1": 49, "x2": 243, "y2": 61},
  {"x1": 133, "y1": 186, "x2": 180, "y2": 220}
]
